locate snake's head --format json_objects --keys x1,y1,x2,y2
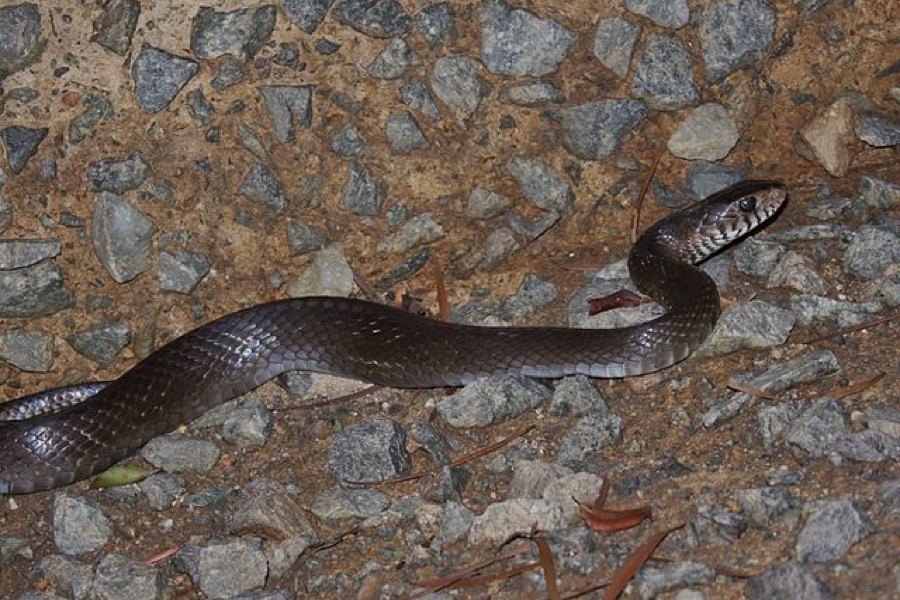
[{"x1": 666, "y1": 180, "x2": 787, "y2": 264}]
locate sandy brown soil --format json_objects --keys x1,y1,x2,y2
[{"x1": 0, "y1": 1, "x2": 898, "y2": 598}]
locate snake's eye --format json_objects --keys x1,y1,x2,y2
[{"x1": 738, "y1": 196, "x2": 757, "y2": 212}]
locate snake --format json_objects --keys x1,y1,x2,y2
[{"x1": 0, "y1": 180, "x2": 786, "y2": 494}]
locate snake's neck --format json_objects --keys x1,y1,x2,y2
[{"x1": 627, "y1": 235, "x2": 720, "y2": 318}]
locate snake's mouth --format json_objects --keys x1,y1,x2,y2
[{"x1": 678, "y1": 181, "x2": 787, "y2": 263}]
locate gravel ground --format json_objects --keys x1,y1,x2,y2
[{"x1": 0, "y1": 1, "x2": 898, "y2": 598}]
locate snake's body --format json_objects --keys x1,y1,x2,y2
[{"x1": 0, "y1": 181, "x2": 786, "y2": 494}]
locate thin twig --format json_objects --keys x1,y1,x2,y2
[
  {"x1": 408, "y1": 544, "x2": 532, "y2": 597},
  {"x1": 726, "y1": 380, "x2": 780, "y2": 400},
  {"x1": 630, "y1": 146, "x2": 665, "y2": 244},
  {"x1": 349, "y1": 425, "x2": 535, "y2": 486},
  {"x1": 286, "y1": 384, "x2": 383, "y2": 411},
  {"x1": 352, "y1": 269, "x2": 380, "y2": 300},
  {"x1": 144, "y1": 545, "x2": 180, "y2": 564},
  {"x1": 412, "y1": 561, "x2": 540, "y2": 596},
  {"x1": 824, "y1": 372, "x2": 885, "y2": 401},
  {"x1": 801, "y1": 311, "x2": 900, "y2": 345},
  {"x1": 313, "y1": 526, "x2": 360, "y2": 553},
  {"x1": 433, "y1": 257, "x2": 451, "y2": 322},
  {"x1": 561, "y1": 580, "x2": 610, "y2": 600}
]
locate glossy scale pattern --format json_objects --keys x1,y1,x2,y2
[{"x1": 0, "y1": 180, "x2": 786, "y2": 494}]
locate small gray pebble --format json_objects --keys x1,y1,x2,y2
[
  {"x1": 796, "y1": 500, "x2": 874, "y2": 563},
  {"x1": 329, "y1": 418, "x2": 411, "y2": 483},
  {"x1": 52, "y1": 493, "x2": 113, "y2": 556}
]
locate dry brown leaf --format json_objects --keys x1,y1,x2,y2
[
  {"x1": 577, "y1": 501, "x2": 653, "y2": 533},
  {"x1": 604, "y1": 523, "x2": 685, "y2": 600},
  {"x1": 535, "y1": 534, "x2": 561, "y2": 600}
]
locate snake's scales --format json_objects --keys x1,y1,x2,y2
[{"x1": 0, "y1": 180, "x2": 786, "y2": 494}]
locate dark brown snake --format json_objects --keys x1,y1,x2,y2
[{"x1": 0, "y1": 181, "x2": 786, "y2": 494}]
